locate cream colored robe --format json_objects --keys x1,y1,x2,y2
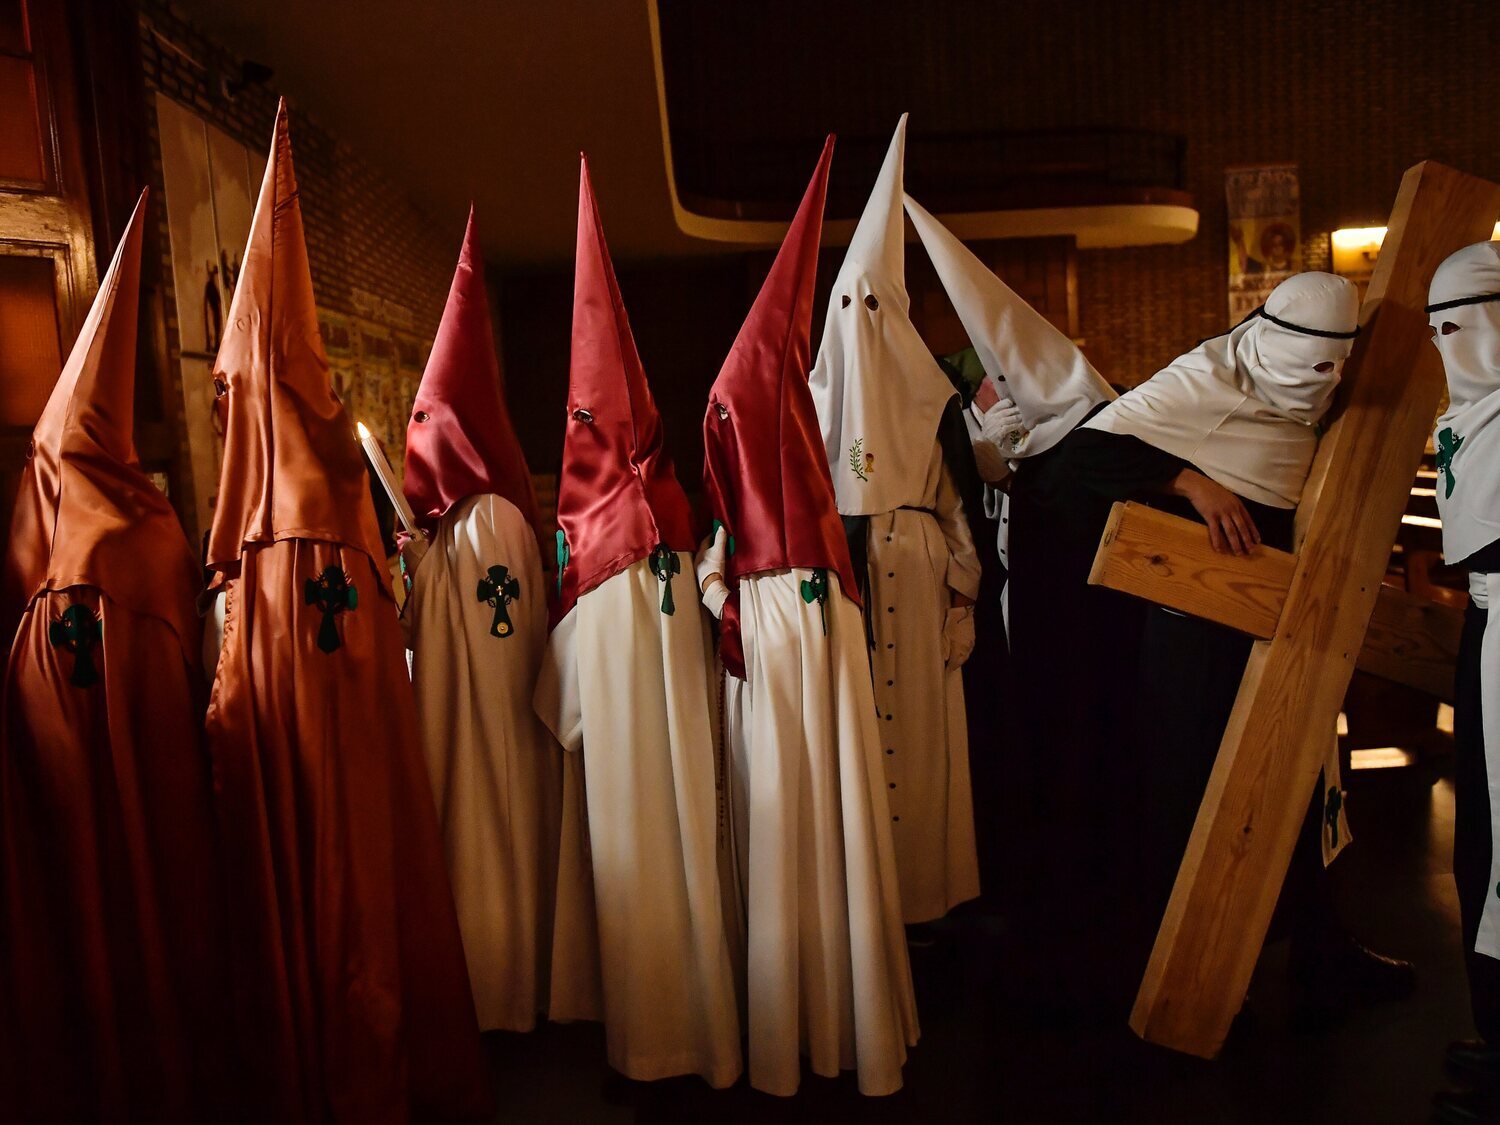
[
  {"x1": 710, "y1": 559, "x2": 918, "y2": 1097},
  {"x1": 863, "y1": 446, "x2": 982, "y2": 923},
  {"x1": 534, "y1": 554, "x2": 741, "y2": 1087},
  {"x1": 403, "y1": 493, "x2": 562, "y2": 1033}
]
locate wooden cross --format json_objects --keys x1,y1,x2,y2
[{"x1": 1086, "y1": 161, "x2": 1500, "y2": 1059}]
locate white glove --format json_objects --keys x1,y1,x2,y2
[
  {"x1": 978, "y1": 395, "x2": 1028, "y2": 456},
  {"x1": 942, "y1": 604, "x2": 976, "y2": 668},
  {"x1": 695, "y1": 525, "x2": 731, "y2": 619}
]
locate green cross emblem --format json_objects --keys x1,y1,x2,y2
[
  {"x1": 477, "y1": 564, "x2": 522, "y2": 638},
  {"x1": 48, "y1": 603, "x2": 102, "y2": 687},
  {"x1": 800, "y1": 568, "x2": 829, "y2": 635},
  {"x1": 710, "y1": 518, "x2": 736, "y2": 557},
  {"x1": 1324, "y1": 785, "x2": 1343, "y2": 850},
  {"x1": 648, "y1": 544, "x2": 680, "y2": 615},
  {"x1": 556, "y1": 531, "x2": 569, "y2": 597},
  {"x1": 304, "y1": 566, "x2": 358, "y2": 653},
  {"x1": 1437, "y1": 426, "x2": 1464, "y2": 499}
]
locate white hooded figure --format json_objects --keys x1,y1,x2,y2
[
  {"x1": 1082, "y1": 270, "x2": 1360, "y2": 510},
  {"x1": 809, "y1": 115, "x2": 982, "y2": 925},
  {"x1": 1428, "y1": 241, "x2": 1500, "y2": 981},
  {"x1": 905, "y1": 192, "x2": 1116, "y2": 620}
]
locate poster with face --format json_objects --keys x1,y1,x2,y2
[{"x1": 1226, "y1": 164, "x2": 1302, "y2": 324}]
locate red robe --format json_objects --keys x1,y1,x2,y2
[
  {"x1": 204, "y1": 103, "x2": 491, "y2": 1124},
  {"x1": 0, "y1": 191, "x2": 224, "y2": 1122}
]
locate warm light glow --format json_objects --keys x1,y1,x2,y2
[
  {"x1": 356, "y1": 421, "x2": 371, "y2": 439},
  {"x1": 1411, "y1": 486, "x2": 1437, "y2": 498},
  {"x1": 1438, "y1": 703, "x2": 1456, "y2": 735},
  {"x1": 1402, "y1": 514, "x2": 1443, "y2": 529},
  {"x1": 1351, "y1": 747, "x2": 1417, "y2": 770},
  {"x1": 1495, "y1": 221, "x2": 1500, "y2": 240},
  {"x1": 1331, "y1": 226, "x2": 1388, "y2": 252}
]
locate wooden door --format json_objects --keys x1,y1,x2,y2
[{"x1": 0, "y1": 0, "x2": 97, "y2": 538}]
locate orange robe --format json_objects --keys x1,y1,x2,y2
[
  {"x1": 208, "y1": 543, "x2": 490, "y2": 1123},
  {"x1": 1, "y1": 190, "x2": 224, "y2": 1122},
  {"x1": 203, "y1": 103, "x2": 490, "y2": 1125}
]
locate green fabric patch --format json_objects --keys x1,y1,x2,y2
[
  {"x1": 649, "y1": 545, "x2": 680, "y2": 615},
  {"x1": 304, "y1": 566, "x2": 357, "y2": 653},
  {"x1": 48, "y1": 603, "x2": 102, "y2": 687}
]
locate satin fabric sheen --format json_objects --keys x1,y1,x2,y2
[
  {"x1": 404, "y1": 207, "x2": 541, "y2": 545},
  {"x1": 701, "y1": 137, "x2": 860, "y2": 677},
  {"x1": 555, "y1": 157, "x2": 695, "y2": 618},
  {"x1": 204, "y1": 102, "x2": 490, "y2": 1123},
  {"x1": 205, "y1": 103, "x2": 384, "y2": 575},
  {"x1": 1, "y1": 191, "x2": 222, "y2": 1122}
]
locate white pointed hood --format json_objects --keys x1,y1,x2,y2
[
  {"x1": 810, "y1": 115, "x2": 957, "y2": 515},
  {"x1": 1082, "y1": 271, "x2": 1359, "y2": 509},
  {"x1": 904, "y1": 192, "x2": 1115, "y2": 456},
  {"x1": 1430, "y1": 239, "x2": 1500, "y2": 566}
]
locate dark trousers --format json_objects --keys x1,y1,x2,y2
[{"x1": 1454, "y1": 601, "x2": 1500, "y2": 1042}]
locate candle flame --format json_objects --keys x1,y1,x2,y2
[{"x1": 356, "y1": 421, "x2": 371, "y2": 440}]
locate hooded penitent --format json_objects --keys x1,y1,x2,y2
[
  {"x1": 532, "y1": 155, "x2": 741, "y2": 1088},
  {"x1": 553, "y1": 156, "x2": 695, "y2": 618},
  {"x1": 808, "y1": 115, "x2": 982, "y2": 928},
  {"x1": 1082, "y1": 271, "x2": 1360, "y2": 509},
  {"x1": 701, "y1": 136, "x2": 859, "y2": 678},
  {"x1": 203, "y1": 102, "x2": 491, "y2": 1124},
  {"x1": 401, "y1": 206, "x2": 562, "y2": 1034},
  {"x1": 810, "y1": 114, "x2": 958, "y2": 515},
  {"x1": 1428, "y1": 240, "x2": 1500, "y2": 963},
  {"x1": 696, "y1": 138, "x2": 919, "y2": 1098},
  {"x1": 1, "y1": 190, "x2": 222, "y2": 1123},
  {"x1": 404, "y1": 206, "x2": 541, "y2": 547},
  {"x1": 903, "y1": 192, "x2": 1116, "y2": 457}
]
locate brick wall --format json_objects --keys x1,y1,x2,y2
[{"x1": 137, "y1": 0, "x2": 454, "y2": 533}]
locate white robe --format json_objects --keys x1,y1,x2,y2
[
  {"x1": 863, "y1": 447, "x2": 982, "y2": 923},
  {"x1": 715, "y1": 566, "x2": 918, "y2": 1096},
  {"x1": 403, "y1": 493, "x2": 562, "y2": 1032},
  {"x1": 534, "y1": 554, "x2": 742, "y2": 1087}
]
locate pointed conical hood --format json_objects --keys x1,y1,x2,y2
[
  {"x1": 553, "y1": 155, "x2": 694, "y2": 618},
  {"x1": 205, "y1": 101, "x2": 383, "y2": 577},
  {"x1": 404, "y1": 206, "x2": 540, "y2": 546},
  {"x1": 701, "y1": 138, "x2": 858, "y2": 673},
  {"x1": 809, "y1": 114, "x2": 957, "y2": 515},
  {"x1": 904, "y1": 193, "x2": 1115, "y2": 456},
  {"x1": 2, "y1": 189, "x2": 199, "y2": 653}
]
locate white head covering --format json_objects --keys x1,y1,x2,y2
[
  {"x1": 810, "y1": 115, "x2": 957, "y2": 515},
  {"x1": 1428, "y1": 239, "x2": 1500, "y2": 962},
  {"x1": 1082, "y1": 271, "x2": 1360, "y2": 509},
  {"x1": 903, "y1": 192, "x2": 1116, "y2": 457},
  {"x1": 1430, "y1": 240, "x2": 1500, "y2": 565}
]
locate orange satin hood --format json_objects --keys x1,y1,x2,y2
[
  {"x1": 204, "y1": 100, "x2": 383, "y2": 578},
  {"x1": 1, "y1": 189, "x2": 199, "y2": 656},
  {"x1": 553, "y1": 155, "x2": 694, "y2": 618}
]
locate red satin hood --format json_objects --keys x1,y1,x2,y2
[
  {"x1": 204, "y1": 100, "x2": 384, "y2": 580},
  {"x1": 404, "y1": 206, "x2": 539, "y2": 546},
  {"x1": 2, "y1": 189, "x2": 199, "y2": 657},
  {"x1": 553, "y1": 155, "x2": 694, "y2": 618},
  {"x1": 701, "y1": 137, "x2": 858, "y2": 612}
]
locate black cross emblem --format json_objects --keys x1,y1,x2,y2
[
  {"x1": 304, "y1": 566, "x2": 358, "y2": 653},
  {"x1": 648, "y1": 544, "x2": 680, "y2": 616},
  {"x1": 477, "y1": 564, "x2": 522, "y2": 638},
  {"x1": 48, "y1": 603, "x2": 102, "y2": 687}
]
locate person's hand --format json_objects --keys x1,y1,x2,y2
[
  {"x1": 695, "y1": 524, "x2": 730, "y2": 618},
  {"x1": 978, "y1": 395, "x2": 1027, "y2": 456},
  {"x1": 942, "y1": 604, "x2": 976, "y2": 668},
  {"x1": 398, "y1": 530, "x2": 430, "y2": 578},
  {"x1": 1176, "y1": 471, "x2": 1261, "y2": 555}
]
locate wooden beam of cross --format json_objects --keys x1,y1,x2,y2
[
  {"x1": 1086, "y1": 161, "x2": 1500, "y2": 1059},
  {"x1": 1092, "y1": 501, "x2": 1463, "y2": 700}
]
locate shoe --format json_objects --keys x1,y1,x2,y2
[
  {"x1": 1447, "y1": 1040, "x2": 1500, "y2": 1086},
  {"x1": 1433, "y1": 1087, "x2": 1499, "y2": 1124},
  {"x1": 1289, "y1": 931, "x2": 1417, "y2": 1015}
]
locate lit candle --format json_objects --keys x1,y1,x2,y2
[{"x1": 356, "y1": 421, "x2": 420, "y2": 534}]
